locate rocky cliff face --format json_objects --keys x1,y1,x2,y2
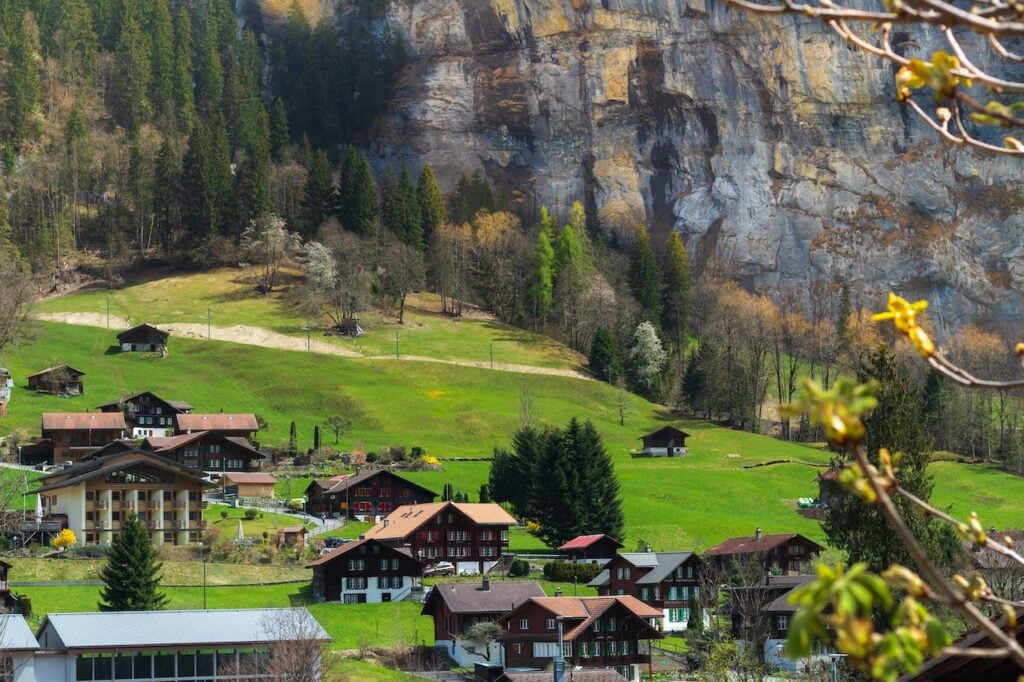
[{"x1": 336, "y1": 0, "x2": 1024, "y2": 329}]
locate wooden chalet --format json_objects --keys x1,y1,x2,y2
[
  {"x1": 96, "y1": 391, "x2": 193, "y2": 438},
  {"x1": 175, "y1": 413, "x2": 260, "y2": 438},
  {"x1": 42, "y1": 412, "x2": 126, "y2": 463},
  {"x1": 634, "y1": 426, "x2": 690, "y2": 458},
  {"x1": 307, "y1": 538, "x2": 423, "y2": 603},
  {"x1": 143, "y1": 431, "x2": 264, "y2": 473},
  {"x1": 499, "y1": 595, "x2": 664, "y2": 682},
  {"x1": 117, "y1": 324, "x2": 169, "y2": 353},
  {"x1": 222, "y1": 472, "x2": 276, "y2": 498},
  {"x1": 560, "y1": 534, "x2": 624, "y2": 563},
  {"x1": 589, "y1": 551, "x2": 704, "y2": 632},
  {"x1": 32, "y1": 446, "x2": 212, "y2": 546},
  {"x1": 363, "y1": 501, "x2": 516, "y2": 574},
  {"x1": 305, "y1": 469, "x2": 437, "y2": 520},
  {"x1": 422, "y1": 579, "x2": 545, "y2": 667},
  {"x1": 703, "y1": 529, "x2": 823, "y2": 576},
  {"x1": 27, "y1": 365, "x2": 85, "y2": 396}
]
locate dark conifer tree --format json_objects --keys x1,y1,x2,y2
[
  {"x1": 112, "y1": 4, "x2": 153, "y2": 132},
  {"x1": 337, "y1": 146, "x2": 377, "y2": 236},
  {"x1": 288, "y1": 421, "x2": 298, "y2": 455},
  {"x1": 4, "y1": 11, "x2": 42, "y2": 147},
  {"x1": 629, "y1": 229, "x2": 662, "y2": 324},
  {"x1": 172, "y1": 5, "x2": 195, "y2": 129},
  {"x1": 397, "y1": 166, "x2": 423, "y2": 248},
  {"x1": 153, "y1": 138, "x2": 179, "y2": 252},
  {"x1": 54, "y1": 0, "x2": 99, "y2": 90},
  {"x1": 661, "y1": 232, "x2": 692, "y2": 352},
  {"x1": 417, "y1": 164, "x2": 445, "y2": 248},
  {"x1": 301, "y1": 149, "x2": 334, "y2": 237},
  {"x1": 488, "y1": 426, "x2": 542, "y2": 518},
  {"x1": 269, "y1": 98, "x2": 290, "y2": 163},
  {"x1": 98, "y1": 514, "x2": 169, "y2": 611},
  {"x1": 589, "y1": 328, "x2": 621, "y2": 383},
  {"x1": 379, "y1": 166, "x2": 402, "y2": 235},
  {"x1": 146, "y1": 0, "x2": 175, "y2": 124},
  {"x1": 194, "y1": 6, "x2": 224, "y2": 116}
]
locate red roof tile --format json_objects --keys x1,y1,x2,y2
[
  {"x1": 704, "y1": 533, "x2": 819, "y2": 556},
  {"x1": 42, "y1": 413, "x2": 125, "y2": 431},
  {"x1": 558, "y1": 534, "x2": 622, "y2": 551},
  {"x1": 177, "y1": 414, "x2": 259, "y2": 432}
]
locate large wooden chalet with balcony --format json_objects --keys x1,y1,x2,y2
[
  {"x1": 42, "y1": 412, "x2": 126, "y2": 463},
  {"x1": 499, "y1": 596, "x2": 664, "y2": 682},
  {"x1": 363, "y1": 501, "x2": 516, "y2": 574},
  {"x1": 175, "y1": 413, "x2": 260, "y2": 439},
  {"x1": 305, "y1": 469, "x2": 437, "y2": 520},
  {"x1": 96, "y1": 391, "x2": 193, "y2": 439},
  {"x1": 307, "y1": 538, "x2": 423, "y2": 603},
  {"x1": 589, "y1": 551, "x2": 705, "y2": 632},
  {"x1": 31, "y1": 446, "x2": 211, "y2": 546},
  {"x1": 143, "y1": 431, "x2": 264, "y2": 473}
]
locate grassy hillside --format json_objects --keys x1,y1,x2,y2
[
  {"x1": 4, "y1": 321, "x2": 1024, "y2": 551},
  {"x1": 33, "y1": 268, "x2": 584, "y2": 370}
]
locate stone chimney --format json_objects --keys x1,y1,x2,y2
[{"x1": 755, "y1": 527, "x2": 762, "y2": 540}]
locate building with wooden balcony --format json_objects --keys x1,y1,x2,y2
[
  {"x1": 143, "y1": 431, "x2": 264, "y2": 474},
  {"x1": 31, "y1": 446, "x2": 212, "y2": 546},
  {"x1": 96, "y1": 391, "x2": 193, "y2": 439},
  {"x1": 589, "y1": 551, "x2": 705, "y2": 632},
  {"x1": 42, "y1": 412, "x2": 126, "y2": 463},
  {"x1": 305, "y1": 469, "x2": 437, "y2": 520}
]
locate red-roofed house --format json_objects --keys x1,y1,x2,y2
[
  {"x1": 42, "y1": 413, "x2": 127, "y2": 463},
  {"x1": 304, "y1": 469, "x2": 437, "y2": 520},
  {"x1": 175, "y1": 413, "x2": 259, "y2": 438},
  {"x1": 703, "y1": 529, "x2": 823, "y2": 576},
  {"x1": 499, "y1": 596, "x2": 664, "y2": 682},
  {"x1": 96, "y1": 391, "x2": 192, "y2": 438},
  {"x1": 559, "y1": 535, "x2": 624, "y2": 563}
]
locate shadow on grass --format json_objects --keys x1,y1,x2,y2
[
  {"x1": 289, "y1": 583, "x2": 315, "y2": 606},
  {"x1": 103, "y1": 345, "x2": 122, "y2": 356}
]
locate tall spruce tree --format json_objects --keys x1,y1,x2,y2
[
  {"x1": 629, "y1": 229, "x2": 661, "y2": 324},
  {"x1": 337, "y1": 146, "x2": 377, "y2": 236},
  {"x1": 661, "y1": 232, "x2": 693, "y2": 352},
  {"x1": 112, "y1": 4, "x2": 153, "y2": 132},
  {"x1": 98, "y1": 514, "x2": 169, "y2": 611},
  {"x1": 527, "y1": 228, "x2": 555, "y2": 327},
  {"x1": 488, "y1": 426, "x2": 543, "y2": 517},
  {"x1": 146, "y1": 0, "x2": 175, "y2": 124},
  {"x1": 4, "y1": 10, "x2": 42, "y2": 147},
  {"x1": 54, "y1": 0, "x2": 98, "y2": 90},
  {"x1": 823, "y1": 344, "x2": 961, "y2": 572},
  {"x1": 589, "y1": 328, "x2": 620, "y2": 383},
  {"x1": 269, "y1": 98, "x2": 290, "y2": 163},
  {"x1": 301, "y1": 149, "x2": 334, "y2": 237},
  {"x1": 379, "y1": 167, "x2": 401, "y2": 235},
  {"x1": 398, "y1": 166, "x2": 423, "y2": 248},
  {"x1": 172, "y1": 5, "x2": 195, "y2": 129},
  {"x1": 417, "y1": 164, "x2": 445, "y2": 247},
  {"x1": 153, "y1": 138, "x2": 179, "y2": 252}
]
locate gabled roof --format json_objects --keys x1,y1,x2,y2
[
  {"x1": 316, "y1": 469, "x2": 437, "y2": 499},
  {"x1": 306, "y1": 538, "x2": 416, "y2": 568},
  {"x1": 223, "y1": 472, "x2": 276, "y2": 484},
  {"x1": 501, "y1": 596, "x2": 663, "y2": 640},
  {"x1": 422, "y1": 580, "x2": 545, "y2": 616},
  {"x1": 28, "y1": 364, "x2": 85, "y2": 379},
  {"x1": 559, "y1": 534, "x2": 623, "y2": 551},
  {"x1": 816, "y1": 468, "x2": 841, "y2": 482},
  {"x1": 639, "y1": 425, "x2": 691, "y2": 440},
  {"x1": 703, "y1": 533, "x2": 823, "y2": 557},
  {"x1": 145, "y1": 432, "x2": 263, "y2": 459},
  {"x1": 177, "y1": 413, "x2": 260, "y2": 432},
  {"x1": 37, "y1": 608, "x2": 328, "y2": 650},
  {"x1": 32, "y1": 447, "x2": 212, "y2": 494},
  {"x1": 760, "y1": 576, "x2": 815, "y2": 613},
  {"x1": 0, "y1": 614, "x2": 38, "y2": 651},
  {"x1": 365, "y1": 501, "x2": 517, "y2": 541},
  {"x1": 588, "y1": 568, "x2": 610, "y2": 588},
  {"x1": 42, "y1": 412, "x2": 126, "y2": 431},
  {"x1": 95, "y1": 391, "x2": 191, "y2": 412},
  {"x1": 116, "y1": 323, "x2": 169, "y2": 342},
  {"x1": 634, "y1": 552, "x2": 699, "y2": 584},
  {"x1": 85, "y1": 440, "x2": 139, "y2": 459},
  {"x1": 615, "y1": 552, "x2": 661, "y2": 568}
]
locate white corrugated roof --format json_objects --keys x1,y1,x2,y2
[
  {"x1": 0, "y1": 614, "x2": 39, "y2": 650},
  {"x1": 40, "y1": 608, "x2": 329, "y2": 650}
]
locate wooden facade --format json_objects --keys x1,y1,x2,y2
[
  {"x1": 364, "y1": 502, "x2": 516, "y2": 574},
  {"x1": 42, "y1": 413, "x2": 126, "y2": 463},
  {"x1": 304, "y1": 469, "x2": 437, "y2": 519},
  {"x1": 590, "y1": 552, "x2": 704, "y2": 631},
  {"x1": 703, "y1": 531, "x2": 823, "y2": 576},
  {"x1": 143, "y1": 431, "x2": 264, "y2": 473},
  {"x1": 499, "y1": 596, "x2": 663, "y2": 682},
  {"x1": 96, "y1": 392, "x2": 192, "y2": 438},
  {"x1": 308, "y1": 538, "x2": 423, "y2": 603},
  {"x1": 27, "y1": 365, "x2": 85, "y2": 396},
  {"x1": 117, "y1": 324, "x2": 169, "y2": 353},
  {"x1": 635, "y1": 426, "x2": 690, "y2": 457},
  {"x1": 560, "y1": 535, "x2": 624, "y2": 562}
]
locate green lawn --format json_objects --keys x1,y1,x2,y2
[
  {"x1": 32, "y1": 269, "x2": 584, "y2": 370},
  {"x1": 6, "y1": 557, "x2": 309, "y2": 585},
  {"x1": 205, "y1": 503, "x2": 314, "y2": 536}
]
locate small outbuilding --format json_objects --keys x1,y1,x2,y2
[
  {"x1": 117, "y1": 323, "x2": 169, "y2": 353},
  {"x1": 635, "y1": 425, "x2": 690, "y2": 457},
  {"x1": 559, "y1": 534, "x2": 624, "y2": 563},
  {"x1": 277, "y1": 526, "x2": 308, "y2": 550},
  {"x1": 27, "y1": 365, "x2": 85, "y2": 396},
  {"x1": 222, "y1": 472, "x2": 276, "y2": 498}
]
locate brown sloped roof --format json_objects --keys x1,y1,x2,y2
[
  {"x1": 501, "y1": 596, "x2": 663, "y2": 641},
  {"x1": 116, "y1": 323, "x2": 169, "y2": 342},
  {"x1": 704, "y1": 533, "x2": 822, "y2": 556},
  {"x1": 145, "y1": 432, "x2": 263, "y2": 458},
  {"x1": 95, "y1": 391, "x2": 188, "y2": 411},
  {"x1": 306, "y1": 538, "x2": 415, "y2": 568},
  {"x1": 365, "y1": 502, "x2": 517, "y2": 541},
  {"x1": 32, "y1": 447, "x2": 211, "y2": 493},
  {"x1": 42, "y1": 413, "x2": 125, "y2": 431},
  {"x1": 223, "y1": 472, "x2": 276, "y2": 484},
  {"x1": 422, "y1": 581, "x2": 545, "y2": 616},
  {"x1": 28, "y1": 365, "x2": 85, "y2": 379},
  {"x1": 177, "y1": 413, "x2": 259, "y2": 432},
  {"x1": 320, "y1": 469, "x2": 438, "y2": 499},
  {"x1": 639, "y1": 425, "x2": 691, "y2": 440}
]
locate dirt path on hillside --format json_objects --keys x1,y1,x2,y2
[{"x1": 34, "y1": 313, "x2": 593, "y2": 381}]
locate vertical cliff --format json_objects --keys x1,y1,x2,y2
[{"x1": 332, "y1": 0, "x2": 1024, "y2": 327}]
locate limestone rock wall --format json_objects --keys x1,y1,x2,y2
[{"x1": 338, "y1": 0, "x2": 1024, "y2": 328}]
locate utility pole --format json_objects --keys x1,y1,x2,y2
[
  {"x1": 395, "y1": 332, "x2": 400, "y2": 359},
  {"x1": 207, "y1": 307, "x2": 212, "y2": 340},
  {"x1": 106, "y1": 295, "x2": 110, "y2": 329},
  {"x1": 490, "y1": 342, "x2": 494, "y2": 369},
  {"x1": 305, "y1": 320, "x2": 311, "y2": 351}
]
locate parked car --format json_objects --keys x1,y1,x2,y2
[
  {"x1": 323, "y1": 537, "x2": 349, "y2": 549},
  {"x1": 423, "y1": 561, "x2": 455, "y2": 577}
]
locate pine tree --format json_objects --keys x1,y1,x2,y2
[
  {"x1": 269, "y1": 98, "x2": 290, "y2": 163},
  {"x1": 194, "y1": 6, "x2": 224, "y2": 116},
  {"x1": 823, "y1": 344, "x2": 961, "y2": 572},
  {"x1": 448, "y1": 172, "x2": 494, "y2": 223},
  {"x1": 661, "y1": 231, "x2": 693, "y2": 352},
  {"x1": 112, "y1": 4, "x2": 153, "y2": 132},
  {"x1": 417, "y1": 164, "x2": 445, "y2": 247},
  {"x1": 398, "y1": 166, "x2": 423, "y2": 248},
  {"x1": 589, "y1": 328, "x2": 620, "y2": 383},
  {"x1": 207, "y1": 115, "x2": 233, "y2": 235},
  {"x1": 172, "y1": 5, "x2": 195, "y2": 129},
  {"x1": 288, "y1": 421, "x2": 298, "y2": 455},
  {"x1": 629, "y1": 229, "x2": 662, "y2": 324},
  {"x1": 153, "y1": 137, "x2": 179, "y2": 252},
  {"x1": 531, "y1": 427, "x2": 580, "y2": 547},
  {"x1": 478, "y1": 484, "x2": 490, "y2": 503},
  {"x1": 146, "y1": 0, "x2": 175, "y2": 124},
  {"x1": 337, "y1": 146, "x2": 377, "y2": 236},
  {"x1": 301, "y1": 149, "x2": 334, "y2": 237},
  {"x1": 379, "y1": 166, "x2": 401, "y2": 235},
  {"x1": 574, "y1": 419, "x2": 624, "y2": 540},
  {"x1": 527, "y1": 228, "x2": 555, "y2": 326},
  {"x1": 4, "y1": 10, "x2": 42, "y2": 147},
  {"x1": 54, "y1": 0, "x2": 98, "y2": 90},
  {"x1": 313, "y1": 425, "x2": 321, "y2": 452},
  {"x1": 488, "y1": 427, "x2": 542, "y2": 517},
  {"x1": 98, "y1": 514, "x2": 169, "y2": 611}
]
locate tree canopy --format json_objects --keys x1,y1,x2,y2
[{"x1": 98, "y1": 514, "x2": 169, "y2": 611}]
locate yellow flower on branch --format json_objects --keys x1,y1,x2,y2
[{"x1": 871, "y1": 293, "x2": 936, "y2": 358}]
